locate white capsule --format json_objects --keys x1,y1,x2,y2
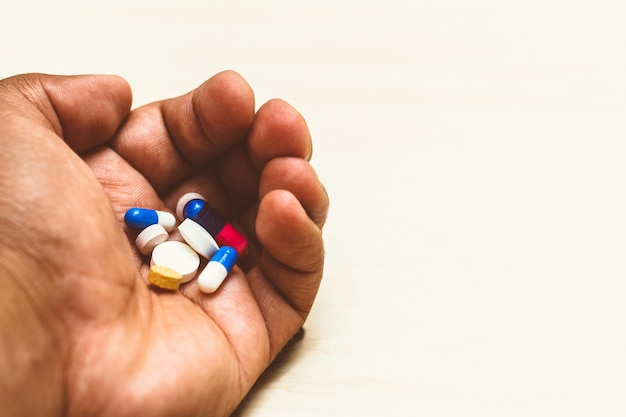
[
  {"x1": 176, "y1": 192, "x2": 207, "y2": 221},
  {"x1": 135, "y1": 224, "x2": 169, "y2": 256},
  {"x1": 198, "y1": 246, "x2": 238, "y2": 293},
  {"x1": 156, "y1": 211, "x2": 177, "y2": 232},
  {"x1": 151, "y1": 241, "x2": 200, "y2": 283},
  {"x1": 178, "y1": 218, "x2": 219, "y2": 259}
]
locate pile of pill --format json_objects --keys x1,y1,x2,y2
[{"x1": 124, "y1": 193, "x2": 247, "y2": 293}]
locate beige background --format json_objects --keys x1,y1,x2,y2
[{"x1": 3, "y1": 1, "x2": 626, "y2": 415}]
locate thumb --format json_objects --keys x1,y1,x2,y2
[{"x1": 0, "y1": 73, "x2": 132, "y2": 153}]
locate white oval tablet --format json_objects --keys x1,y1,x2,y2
[
  {"x1": 178, "y1": 218, "x2": 219, "y2": 259},
  {"x1": 176, "y1": 192, "x2": 207, "y2": 221},
  {"x1": 135, "y1": 224, "x2": 169, "y2": 256},
  {"x1": 151, "y1": 241, "x2": 200, "y2": 283}
]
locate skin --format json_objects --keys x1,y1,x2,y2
[{"x1": 0, "y1": 71, "x2": 328, "y2": 417}]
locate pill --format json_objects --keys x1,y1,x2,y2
[
  {"x1": 151, "y1": 241, "x2": 200, "y2": 283},
  {"x1": 197, "y1": 246, "x2": 238, "y2": 293},
  {"x1": 178, "y1": 218, "x2": 219, "y2": 259},
  {"x1": 182, "y1": 198, "x2": 249, "y2": 257},
  {"x1": 135, "y1": 224, "x2": 169, "y2": 256},
  {"x1": 175, "y1": 192, "x2": 206, "y2": 221},
  {"x1": 147, "y1": 265, "x2": 183, "y2": 291},
  {"x1": 124, "y1": 208, "x2": 177, "y2": 232}
]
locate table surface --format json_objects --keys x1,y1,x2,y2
[{"x1": 3, "y1": 1, "x2": 626, "y2": 415}]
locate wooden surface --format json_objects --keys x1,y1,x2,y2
[{"x1": 3, "y1": 1, "x2": 626, "y2": 415}]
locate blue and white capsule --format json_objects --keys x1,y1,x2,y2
[
  {"x1": 124, "y1": 208, "x2": 177, "y2": 232},
  {"x1": 197, "y1": 246, "x2": 238, "y2": 293}
]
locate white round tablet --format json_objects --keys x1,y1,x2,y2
[
  {"x1": 135, "y1": 224, "x2": 169, "y2": 256},
  {"x1": 151, "y1": 241, "x2": 200, "y2": 283},
  {"x1": 176, "y1": 192, "x2": 207, "y2": 221}
]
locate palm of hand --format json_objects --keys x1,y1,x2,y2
[{"x1": 0, "y1": 72, "x2": 327, "y2": 417}]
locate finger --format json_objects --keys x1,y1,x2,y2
[
  {"x1": 190, "y1": 100, "x2": 314, "y2": 213},
  {"x1": 247, "y1": 99, "x2": 313, "y2": 170},
  {"x1": 110, "y1": 70, "x2": 255, "y2": 193},
  {"x1": 224, "y1": 157, "x2": 328, "y2": 272},
  {"x1": 257, "y1": 189, "x2": 325, "y2": 273},
  {"x1": 243, "y1": 189, "x2": 324, "y2": 360},
  {"x1": 259, "y1": 157, "x2": 329, "y2": 228},
  {"x1": 162, "y1": 70, "x2": 255, "y2": 165},
  {"x1": 0, "y1": 73, "x2": 132, "y2": 153}
]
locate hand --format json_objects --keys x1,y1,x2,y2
[{"x1": 0, "y1": 71, "x2": 328, "y2": 417}]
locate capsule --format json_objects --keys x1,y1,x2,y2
[
  {"x1": 182, "y1": 198, "x2": 248, "y2": 257},
  {"x1": 197, "y1": 246, "x2": 238, "y2": 293},
  {"x1": 124, "y1": 208, "x2": 176, "y2": 232},
  {"x1": 175, "y1": 192, "x2": 206, "y2": 221}
]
